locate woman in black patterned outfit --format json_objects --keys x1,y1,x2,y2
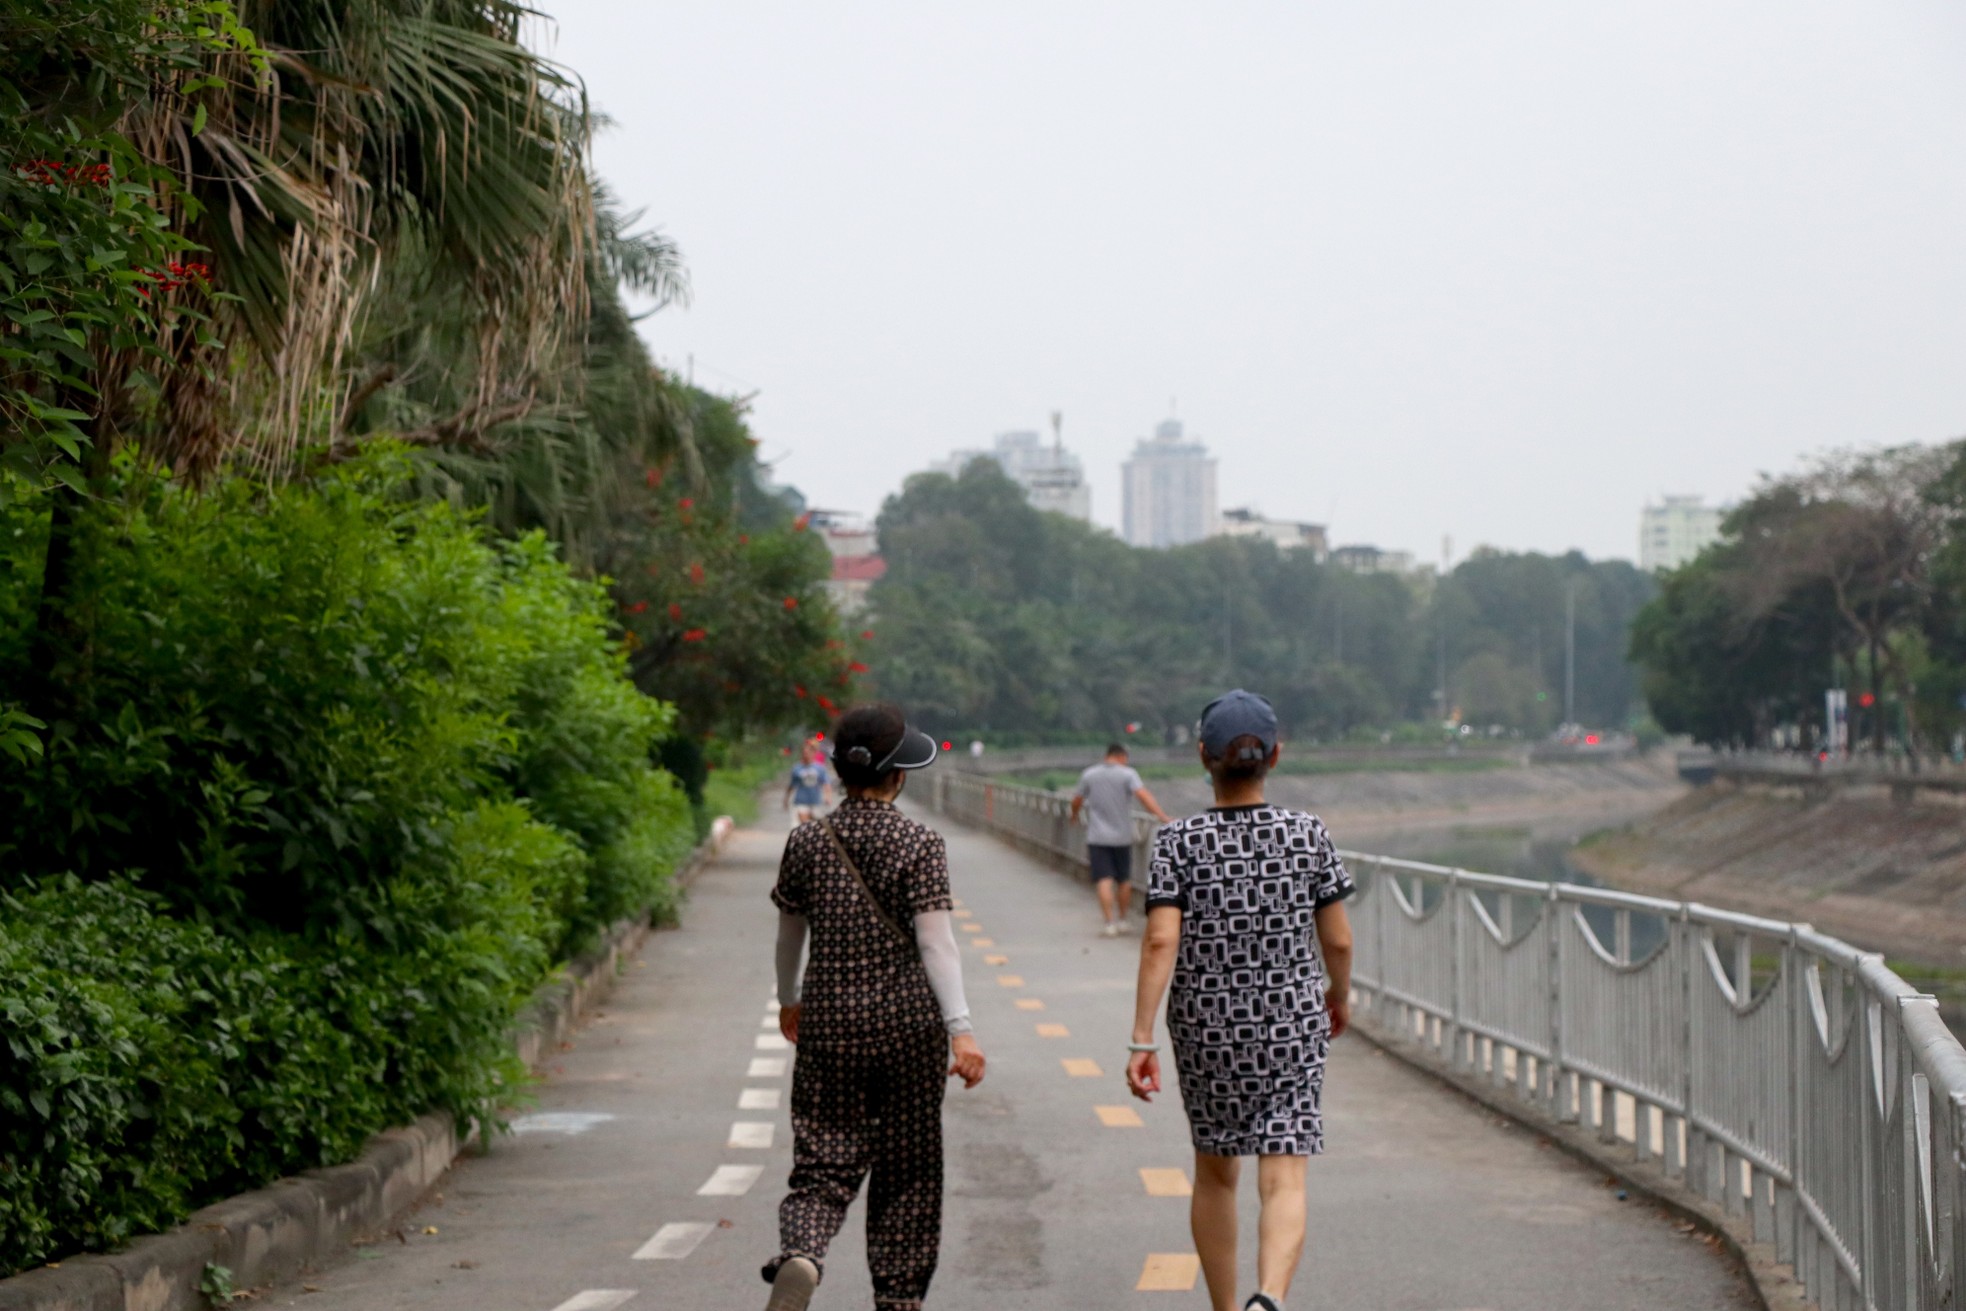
[
  {"x1": 762, "y1": 704, "x2": 987, "y2": 1311},
  {"x1": 1126, "y1": 690, "x2": 1355, "y2": 1311}
]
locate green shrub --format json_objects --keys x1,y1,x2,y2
[{"x1": 0, "y1": 451, "x2": 695, "y2": 1274}]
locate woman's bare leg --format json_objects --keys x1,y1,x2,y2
[
  {"x1": 1254, "y1": 1154, "x2": 1308, "y2": 1303},
  {"x1": 1191, "y1": 1151, "x2": 1241, "y2": 1311}
]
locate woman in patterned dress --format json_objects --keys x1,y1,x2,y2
[
  {"x1": 763, "y1": 703, "x2": 987, "y2": 1311},
  {"x1": 1126, "y1": 690, "x2": 1355, "y2": 1311}
]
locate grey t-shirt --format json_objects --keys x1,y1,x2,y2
[{"x1": 1074, "y1": 761, "x2": 1144, "y2": 848}]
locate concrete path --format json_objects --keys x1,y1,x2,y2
[{"x1": 269, "y1": 809, "x2": 1753, "y2": 1310}]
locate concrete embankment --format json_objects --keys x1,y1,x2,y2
[{"x1": 1571, "y1": 780, "x2": 1966, "y2": 967}]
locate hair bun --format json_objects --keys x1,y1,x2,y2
[{"x1": 844, "y1": 745, "x2": 873, "y2": 765}]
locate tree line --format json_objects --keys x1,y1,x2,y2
[
  {"x1": 1630, "y1": 443, "x2": 1966, "y2": 753},
  {"x1": 862, "y1": 461, "x2": 1655, "y2": 741}
]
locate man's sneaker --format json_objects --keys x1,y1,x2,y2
[
  {"x1": 1100, "y1": 921, "x2": 1121, "y2": 938},
  {"x1": 765, "y1": 1256, "x2": 819, "y2": 1311},
  {"x1": 1244, "y1": 1295, "x2": 1283, "y2": 1311}
]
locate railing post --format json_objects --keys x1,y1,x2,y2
[
  {"x1": 1547, "y1": 882, "x2": 1566, "y2": 1119},
  {"x1": 1783, "y1": 927, "x2": 1803, "y2": 1274},
  {"x1": 1447, "y1": 869, "x2": 1462, "y2": 1069},
  {"x1": 1681, "y1": 907, "x2": 1708, "y2": 1197}
]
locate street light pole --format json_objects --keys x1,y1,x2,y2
[{"x1": 1564, "y1": 579, "x2": 1577, "y2": 728}]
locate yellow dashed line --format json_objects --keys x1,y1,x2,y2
[
  {"x1": 1095, "y1": 1105, "x2": 1144, "y2": 1128},
  {"x1": 971, "y1": 937, "x2": 994, "y2": 947},
  {"x1": 1139, "y1": 1168, "x2": 1192, "y2": 1197},
  {"x1": 1035, "y1": 1023, "x2": 1069, "y2": 1038},
  {"x1": 960, "y1": 924, "x2": 983, "y2": 934},
  {"x1": 1062, "y1": 1058, "x2": 1102, "y2": 1077},
  {"x1": 1136, "y1": 1253, "x2": 1200, "y2": 1290},
  {"x1": 984, "y1": 954, "x2": 1009, "y2": 966},
  {"x1": 997, "y1": 974, "x2": 1024, "y2": 988},
  {"x1": 1014, "y1": 998, "x2": 1046, "y2": 1011}
]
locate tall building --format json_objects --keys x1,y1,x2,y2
[
  {"x1": 1122, "y1": 419, "x2": 1217, "y2": 548},
  {"x1": 1639, "y1": 495, "x2": 1724, "y2": 571},
  {"x1": 929, "y1": 428, "x2": 1091, "y2": 522},
  {"x1": 1330, "y1": 544, "x2": 1417, "y2": 575},
  {"x1": 1216, "y1": 507, "x2": 1328, "y2": 559}
]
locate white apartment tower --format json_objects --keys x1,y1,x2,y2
[
  {"x1": 1639, "y1": 495, "x2": 1724, "y2": 571},
  {"x1": 1123, "y1": 419, "x2": 1217, "y2": 548},
  {"x1": 930, "y1": 427, "x2": 1091, "y2": 522}
]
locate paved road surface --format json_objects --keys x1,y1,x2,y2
[{"x1": 271, "y1": 808, "x2": 1753, "y2": 1310}]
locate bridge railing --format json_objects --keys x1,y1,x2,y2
[{"x1": 930, "y1": 770, "x2": 1966, "y2": 1311}]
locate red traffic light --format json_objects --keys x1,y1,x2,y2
[{"x1": 1858, "y1": 692, "x2": 1877, "y2": 708}]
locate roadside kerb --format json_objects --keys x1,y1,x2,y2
[{"x1": 0, "y1": 827, "x2": 730, "y2": 1311}]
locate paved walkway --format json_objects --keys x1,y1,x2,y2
[{"x1": 270, "y1": 809, "x2": 1753, "y2": 1310}]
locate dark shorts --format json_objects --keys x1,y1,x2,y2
[{"x1": 1088, "y1": 844, "x2": 1132, "y2": 885}]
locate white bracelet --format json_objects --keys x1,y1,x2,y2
[{"x1": 1127, "y1": 1042, "x2": 1160, "y2": 1053}]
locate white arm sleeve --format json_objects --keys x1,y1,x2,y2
[
  {"x1": 914, "y1": 909, "x2": 973, "y2": 1036},
  {"x1": 776, "y1": 911, "x2": 808, "y2": 1007}
]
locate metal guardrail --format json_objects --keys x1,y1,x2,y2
[
  {"x1": 930, "y1": 770, "x2": 1966, "y2": 1311},
  {"x1": 1704, "y1": 749, "x2": 1966, "y2": 797}
]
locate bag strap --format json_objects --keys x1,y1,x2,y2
[{"x1": 821, "y1": 817, "x2": 916, "y2": 953}]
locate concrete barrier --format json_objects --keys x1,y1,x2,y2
[{"x1": 0, "y1": 826, "x2": 732, "y2": 1311}]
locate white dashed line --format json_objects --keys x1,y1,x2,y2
[
  {"x1": 510, "y1": 1113, "x2": 615, "y2": 1136},
  {"x1": 755, "y1": 1033, "x2": 791, "y2": 1050},
  {"x1": 550, "y1": 1292, "x2": 638, "y2": 1311},
  {"x1": 739, "y1": 1088, "x2": 782, "y2": 1110},
  {"x1": 633, "y1": 1222, "x2": 716, "y2": 1260},
  {"x1": 699, "y1": 1164, "x2": 765, "y2": 1196},
  {"x1": 729, "y1": 1120, "x2": 775, "y2": 1148},
  {"x1": 760, "y1": 1014, "x2": 779, "y2": 1029},
  {"x1": 749, "y1": 1057, "x2": 787, "y2": 1078}
]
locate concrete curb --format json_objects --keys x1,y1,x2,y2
[
  {"x1": 0, "y1": 835, "x2": 726, "y2": 1311},
  {"x1": 1350, "y1": 1019, "x2": 1815, "y2": 1311}
]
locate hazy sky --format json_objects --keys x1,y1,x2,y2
[{"x1": 543, "y1": 1, "x2": 1966, "y2": 563}]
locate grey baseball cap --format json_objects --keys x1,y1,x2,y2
[{"x1": 1198, "y1": 689, "x2": 1279, "y2": 759}]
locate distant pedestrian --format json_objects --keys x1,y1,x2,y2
[
  {"x1": 1126, "y1": 690, "x2": 1356, "y2": 1311},
  {"x1": 764, "y1": 703, "x2": 987, "y2": 1311},
  {"x1": 783, "y1": 742, "x2": 833, "y2": 824},
  {"x1": 1070, "y1": 742, "x2": 1174, "y2": 936}
]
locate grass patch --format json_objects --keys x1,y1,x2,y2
[{"x1": 702, "y1": 751, "x2": 784, "y2": 828}]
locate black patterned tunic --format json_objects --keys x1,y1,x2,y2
[{"x1": 1146, "y1": 804, "x2": 1356, "y2": 1156}]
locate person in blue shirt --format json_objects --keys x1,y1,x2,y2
[{"x1": 783, "y1": 743, "x2": 833, "y2": 823}]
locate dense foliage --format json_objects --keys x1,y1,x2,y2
[
  {"x1": 865, "y1": 461, "x2": 1652, "y2": 740},
  {"x1": 1630, "y1": 443, "x2": 1966, "y2": 751},
  {"x1": 0, "y1": 454, "x2": 696, "y2": 1275}
]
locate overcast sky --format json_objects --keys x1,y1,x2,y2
[{"x1": 542, "y1": 1, "x2": 1966, "y2": 564}]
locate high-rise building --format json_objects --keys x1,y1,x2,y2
[
  {"x1": 1639, "y1": 495, "x2": 1724, "y2": 571},
  {"x1": 1122, "y1": 419, "x2": 1217, "y2": 548},
  {"x1": 929, "y1": 428, "x2": 1091, "y2": 522}
]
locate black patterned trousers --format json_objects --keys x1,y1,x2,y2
[{"x1": 768, "y1": 1028, "x2": 948, "y2": 1309}]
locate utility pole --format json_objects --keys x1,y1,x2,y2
[{"x1": 1564, "y1": 578, "x2": 1577, "y2": 728}]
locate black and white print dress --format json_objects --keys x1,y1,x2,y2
[{"x1": 1146, "y1": 804, "x2": 1356, "y2": 1157}]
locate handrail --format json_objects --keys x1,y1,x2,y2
[{"x1": 930, "y1": 769, "x2": 1966, "y2": 1311}]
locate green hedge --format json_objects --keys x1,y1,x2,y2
[{"x1": 0, "y1": 452, "x2": 695, "y2": 1275}]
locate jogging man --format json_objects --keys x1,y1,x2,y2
[
  {"x1": 1071, "y1": 743, "x2": 1175, "y2": 937},
  {"x1": 783, "y1": 743, "x2": 832, "y2": 824}
]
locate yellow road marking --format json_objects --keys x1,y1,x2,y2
[
  {"x1": 971, "y1": 938, "x2": 994, "y2": 947},
  {"x1": 984, "y1": 954, "x2": 1009, "y2": 966},
  {"x1": 960, "y1": 923, "x2": 983, "y2": 934},
  {"x1": 1139, "y1": 1168, "x2": 1192, "y2": 1197},
  {"x1": 997, "y1": 974, "x2": 1025, "y2": 988},
  {"x1": 1096, "y1": 1105, "x2": 1144, "y2": 1128},
  {"x1": 1014, "y1": 998, "x2": 1046, "y2": 1011},
  {"x1": 1035, "y1": 1023, "x2": 1069, "y2": 1038},
  {"x1": 1062, "y1": 1058, "x2": 1102, "y2": 1077},
  {"x1": 1136, "y1": 1253, "x2": 1200, "y2": 1290}
]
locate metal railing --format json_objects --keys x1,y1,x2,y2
[{"x1": 930, "y1": 771, "x2": 1966, "y2": 1311}]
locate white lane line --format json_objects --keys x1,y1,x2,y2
[
  {"x1": 729, "y1": 1121, "x2": 775, "y2": 1148},
  {"x1": 760, "y1": 1014, "x2": 779, "y2": 1029},
  {"x1": 633, "y1": 1221, "x2": 715, "y2": 1260},
  {"x1": 550, "y1": 1292, "x2": 638, "y2": 1311},
  {"x1": 510, "y1": 1112, "x2": 615, "y2": 1135},
  {"x1": 755, "y1": 1033, "x2": 791, "y2": 1050},
  {"x1": 749, "y1": 1057, "x2": 787, "y2": 1078},
  {"x1": 699, "y1": 1164, "x2": 765, "y2": 1196},
  {"x1": 740, "y1": 1088, "x2": 782, "y2": 1110}
]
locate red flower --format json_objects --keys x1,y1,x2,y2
[
  {"x1": 817, "y1": 695, "x2": 837, "y2": 712},
  {"x1": 679, "y1": 497, "x2": 694, "y2": 510},
  {"x1": 861, "y1": 630, "x2": 875, "y2": 640},
  {"x1": 793, "y1": 685, "x2": 808, "y2": 699},
  {"x1": 739, "y1": 534, "x2": 750, "y2": 545},
  {"x1": 849, "y1": 661, "x2": 869, "y2": 674},
  {"x1": 626, "y1": 600, "x2": 649, "y2": 614},
  {"x1": 793, "y1": 514, "x2": 810, "y2": 532},
  {"x1": 682, "y1": 628, "x2": 708, "y2": 643},
  {"x1": 645, "y1": 468, "x2": 658, "y2": 488},
  {"x1": 783, "y1": 596, "x2": 799, "y2": 610},
  {"x1": 688, "y1": 562, "x2": 705, "y2": 585},
  {"x1": 667, "y1": 603, "x2": 683, "y2": 621}
]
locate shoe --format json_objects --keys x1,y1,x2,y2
[
  {"x1": 1244, "y1": 1295, "x2": 1283, "y2": 1311},
  {"x1": 765, "y1": 1256, "x2": 819, "y2": 1311},
  {"x1": 1100, "y1": 922, "x2": 1120, "y2": 938}
]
